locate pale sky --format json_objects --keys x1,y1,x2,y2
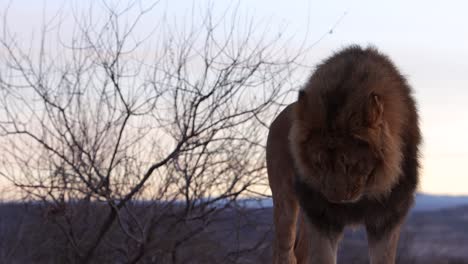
[
  {"x1": 229, "y1": 0, "x2": 468, "y2": 195},
  {"x1": 1, "y1": 0, "x2": 467, "y2": 195}
]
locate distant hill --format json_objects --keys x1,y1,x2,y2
[
  {"x1": 1, "y1": 197, "x2": 468, "y2": 263},
  {"x1": 239, "y1": 193, "x2": 468, "y2": 211},
  {"x1": 218, "y1": 202, "x2": 468, "y2": 263},
  {"x1": 413, "y1": 193, "x2": 468, "y2": 211}
]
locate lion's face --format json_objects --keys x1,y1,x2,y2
[
  {"x1": 290, "y1": 89, "x2": 385, "y2": 203},
  {"x1": 302, "y1": 132, "x2": 377, "y2": 203}
]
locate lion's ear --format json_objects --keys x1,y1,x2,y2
[
  {"x1": 298, "y1": 90, "x2": 306, "y2": 101},
  {"x1": 295, "y1": 90, "x2": 307, "y2": 118},
  {"x1": 297, "y1": 90, "x2": 307, "y2": 109},
  {"x1": 367, "y1": 94, "x2": 384, "y2": 128}
]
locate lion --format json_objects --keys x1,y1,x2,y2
[{"x1": 266, "y1": 45, "x2": 421, "y2": 264}]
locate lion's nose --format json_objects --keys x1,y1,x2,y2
[
  {"x1": 326, "y1": 191, "x2": 349, "y2": 203},
  {"x1": 326, "y1": 190, "x2": 360, "y2": 204}
]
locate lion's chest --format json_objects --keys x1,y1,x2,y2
[{"x1": 294, "y1": 173, "x2": 416, "y2": 237}]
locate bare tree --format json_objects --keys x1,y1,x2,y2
[{"x1": 0, "y1": 1, "x2": 304, "y2": 263}]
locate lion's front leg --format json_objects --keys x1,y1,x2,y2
[
  {"x1": 305, "y1": 221, "x2": 342, "y2": 264},
  {"x1": 272, "y1": 194, "x2": 299, "y2": 264},
  {"x1": 367, "y1": 223, "x2": 401, "y2": 264}
]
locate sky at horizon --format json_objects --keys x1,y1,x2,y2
[{"x1": 1, "y1": 0, "x2": 467, "y2": 195}]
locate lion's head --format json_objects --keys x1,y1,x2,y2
[{"x1": 289, "y1": 46, "x2": 408, "y2": 202}]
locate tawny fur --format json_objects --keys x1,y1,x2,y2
[{"x1": 267, "y1": 45, "x2": 420, "y2": 264}]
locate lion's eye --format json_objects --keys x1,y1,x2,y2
[
  {"x1": 352, "y1": 119, "x2": 361, "y2": 128},
  {"x1": 354, "y1": 137, "x2": 369, "y2": 148},
  {"x1": 339, "y1": 154, "x2": 348, "y2": 163},
  {"x1": 349, "y1": 113, "x2": 363, "y2": 128}
]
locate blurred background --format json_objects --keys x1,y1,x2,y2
[{"x1": 0, "y1": 0, "x2": 467, "y2": 263}]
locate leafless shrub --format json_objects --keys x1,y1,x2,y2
[{"x1": 0, "y1": 1, "x2": 305, "y2": 262}]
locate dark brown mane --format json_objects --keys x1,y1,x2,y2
[{"x1": 290, "y1": 45, "x2": 420, "y2": 199}]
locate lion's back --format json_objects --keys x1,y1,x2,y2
[{"x1": 266, "y1": 103, "x2": 296, "y2": 195}]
